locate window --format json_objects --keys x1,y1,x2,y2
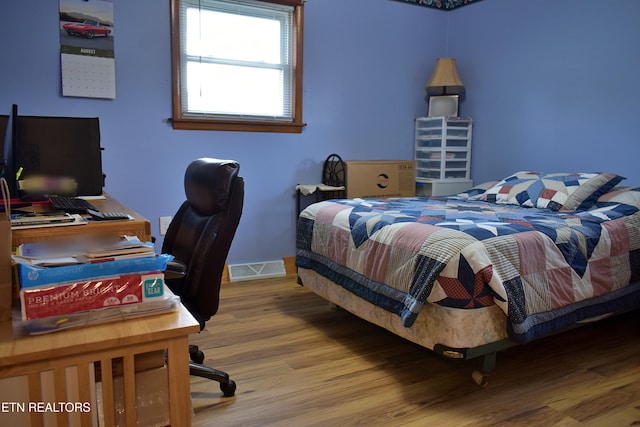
[{"x1": 171, "y1": 0, "x2": 305, "y2": 133}]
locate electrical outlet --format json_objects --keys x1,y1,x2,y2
[{"x1": 159, "y1": 216, "x2": 172, "y2": 236}]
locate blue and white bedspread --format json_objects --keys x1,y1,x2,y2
[{"x1": 296, "y1": 193, "x2": 640, "y2": 343}]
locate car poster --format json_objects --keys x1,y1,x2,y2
[{"x1": 59, "y1": 0, "x2": 115, "y2": 99}]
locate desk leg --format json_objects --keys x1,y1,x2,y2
[{"x1": 167, "y1": 336, "x2": 192, "y2": 425}]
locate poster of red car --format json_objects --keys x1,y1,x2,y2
[
  {"x1": 59, "y1": 0, "x2": 115, "y2": 99},
  {"x1": 63, "y1": 19, "x2": 112, "y2": 39}
]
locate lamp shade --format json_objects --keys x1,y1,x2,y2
[{"x1": 425, "y1": 57, "x2": 465, "y2": 95}]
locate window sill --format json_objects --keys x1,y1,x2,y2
[{"x1": 171, "y1": 118, "x2": 307, "y2": 133}]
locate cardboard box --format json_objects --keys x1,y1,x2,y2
[
  {"x1": 20, "y1": 272, "x2": 165, "y2": 320},
  {"x1": 96, "y1": 366, "x2": 170, "y2": 427},
  {"x1": 344, "y1": 160, "x2": 416, "y2": 198},
  {"x1": 94, "y1": 349, "x2": 167, "y2": 382}
]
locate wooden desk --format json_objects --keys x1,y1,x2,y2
[
  {"x1": 11, "y1": 193, "x2": 152, "y2": 247},
  {"x1": 3, "y1": 196, "x2": 197, "y2": 426},
  {"x1": 0, "y1": 304, "x2": 199, "y2": 426}
]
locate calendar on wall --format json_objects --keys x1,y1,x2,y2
[{"x1": 59, "y1": 0, "x2": 115, "y2": 99}]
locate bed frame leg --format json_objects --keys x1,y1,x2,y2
[{"x1": 471, "y1": 352, "x2": 496, "y2": 387}]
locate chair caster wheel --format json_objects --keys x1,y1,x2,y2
[
  {"x1": 471, "y1": 370, "x2": 489, "y2": 387},
  {"x1": 221, "y1": 379, "x2": 236, "y2": 397},
  {"x1": 191, "y1": 350, "x2": 205, "y2": 364}
]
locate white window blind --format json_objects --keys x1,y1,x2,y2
[{"x1": 179, "y1": 0, "x2": 295, "y2": 122}]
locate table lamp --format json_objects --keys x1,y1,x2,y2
[{"x1": 425, "y1": 57, "x2": 465, "y2": 117}]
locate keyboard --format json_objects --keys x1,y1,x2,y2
[{"x1": 49, "y1": 196, "x2": 98, "y2": 214}]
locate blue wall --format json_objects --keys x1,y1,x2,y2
[
  {"x1": 0, "y1": 0, "x2": 444, "y2": 264},
  {"x1": 2, "y1": 0, "x2": 638, "y2": 265},
  {"x1": 448, "y1": 0, "x2": 640, "y2": 185}
]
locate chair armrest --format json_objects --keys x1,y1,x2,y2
[{"x1": 164, "y1": 260, "x2": 187, "y2": 280}]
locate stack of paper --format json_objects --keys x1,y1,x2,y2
[
  {"x1": 15, "y1": 235, "x2": 156, "y2": 266},
  {"x1": 11, "y1": 236, "x2": 176, "y2": 333},
  {"x1": 23, "y1": 287, "x2": 180, "y2": 335},
  {"x1": 82, "y1": 240, "x2": 156, "y2": 262},
  {"x1": 10, "y1": 212, "x2": 87, "y2": 229}
]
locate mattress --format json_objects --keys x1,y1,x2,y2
[
  {"x1": 297, "y1": 267, "x2": 508, "y2": 350},
  {"x1": 296, "y1": 186, "x2": 640, "y2": 344}
]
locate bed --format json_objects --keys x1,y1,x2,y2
[{"x1": 295, "y1": 171, "x2": 640, "y2": 385}]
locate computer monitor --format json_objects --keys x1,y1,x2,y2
[
  {"x1": 1, "y1": 104, "x2": 19, "y2": 199},
  {"x1": 1, "y1": 109, "x2": 105, "y2": 198},
  {"x1": 16, "y1": 115, "x2": 104, "y2": 196}
]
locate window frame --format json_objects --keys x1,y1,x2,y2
[{"x1": 170, "y1": 0, "x2": 306, "y2": 133}]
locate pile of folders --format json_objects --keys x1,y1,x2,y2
[{"x1": 11, "y1": 236, "x2": 177, "y2": 334}]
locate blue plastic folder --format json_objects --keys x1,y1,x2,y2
[{"x1": 18, "y1": 254, "x2": 173, "y2": 288}]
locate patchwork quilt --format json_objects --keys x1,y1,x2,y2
[{"x1": 296, "y1": 193, "x2": 640, "y2": 343}]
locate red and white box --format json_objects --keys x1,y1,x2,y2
[{"x1": 20, "y1": 272, "x2": 165, "y2": 321}]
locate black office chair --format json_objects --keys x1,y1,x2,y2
[{"x1": 163, "y1": 158, "x2": 244, "y2": 397}]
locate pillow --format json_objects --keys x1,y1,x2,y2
[
  {"x1": 596, "y1": 186, "x2": 640, "y2": 209},
  {"x1": 560, "y1": 173, "x2": 625, "y2": 211},
  {"x1": 457, "y1": 181, "x2": 499, "y2": 199},
  {"x1": 480, "y1": 171, "x2": 625, "y2": 211}
]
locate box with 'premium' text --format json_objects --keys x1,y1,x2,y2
[
  {"x1": 19, "y1": 272, "x2": 165, "y2": 320},
  {"x1": 344, "y1": 160, "x2": 415, "y2": 198}
]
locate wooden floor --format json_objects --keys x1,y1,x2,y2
[{"x1": 189, "y1": 276, "x2": 640, "y2": 427}]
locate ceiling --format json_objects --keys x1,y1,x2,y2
[{"x1": 391, "y1": 0, "x2": 484, "y2": 10}]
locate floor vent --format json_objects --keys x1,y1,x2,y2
[{"x1": 228, "y1": 260, "x2": 286, "y2": 282}]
